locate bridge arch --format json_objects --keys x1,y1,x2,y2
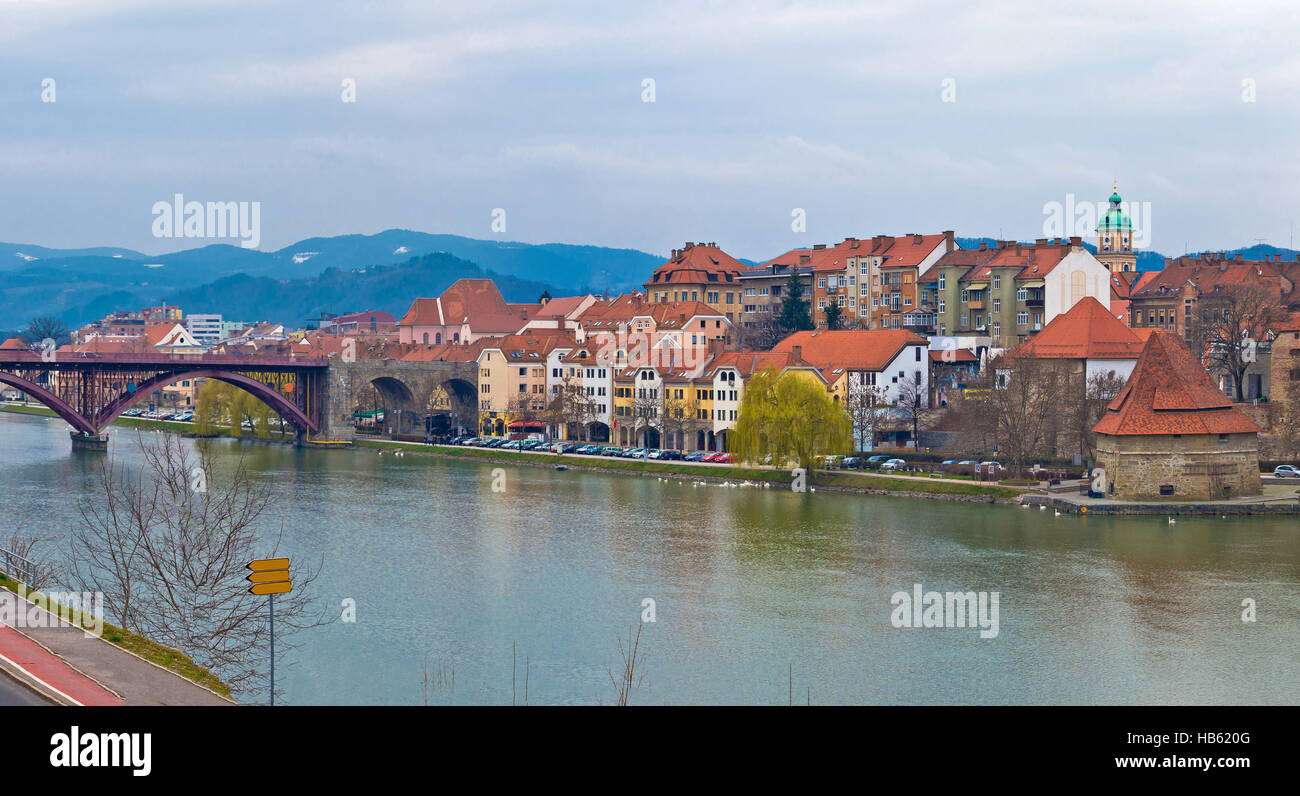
[
  {"x1": 0, "y1": 372, "x2": 98, "y2": 434},
  {"x1": 93, "y1": 370, "x2": 318, "y2": 434}
]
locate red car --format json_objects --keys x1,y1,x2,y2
[{"x1": 704, "y1": 452, "x2": 734, "y2": 463}]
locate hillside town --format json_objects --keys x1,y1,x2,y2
[{"x1": 8, "y1": 187, "x2": 1300, "y2": 501}]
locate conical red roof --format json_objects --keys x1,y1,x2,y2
[
  {"x1": 1092, "y1": 330, "x2": 1259, "y2": 435},
  {"x1": 1006, "y1": 296, "x2": 1143, "y2": 361}
]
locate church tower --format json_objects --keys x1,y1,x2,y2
[{"x1": 1095, "y1": 183, "x2": 1137, "y2": 274}]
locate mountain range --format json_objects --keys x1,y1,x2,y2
[{"x1": 1, "y1": 230, "x2": 1297, "y2": 334}]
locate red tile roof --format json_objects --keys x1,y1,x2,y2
[
  {"x1": 929, "y1": 349, "x2": 978, "y2": 363},
  {"x1": 645, "y1": 242, "x2": 746, "y2": 287},
  {"x1": 1005, "y1": 297, "x2": 1144, "y2": 361},
  {"x1": 399, "y1": 278, "x2": 531, "y2": 331},
  {"x1": 0, "y1": 337, "x2": 26, "y2": 350},
  {"x1": 771, "y1": 329, "x2": 928, "y2": 371},
  {"x1": 1092, "y1": 330, "x2": 1260, "y2": 436},
  {"x1": 577, "y1": 293, "x2": 723, "y2": 330},
  {"x1": 702, "y1": 350, "x2": 812, "y2": 378}
]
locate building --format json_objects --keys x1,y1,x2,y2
[
  {"x1": 643, "y1": 242, "x2": 747, "y2": 322},
  {"x1": 772, "y1": 329, "x2": 929, "y2": 447},
  {"x1": 1092, "y1": 330, "x2": 1261, "y2": 500},
  {"x1": 997, "y1": 296, "x2": 1145, "y2": 384},
  {"x1": 399, "y1": 279, "x2": 542, "y2": 345},
  {"x1": 72, "y1": 303, "x2": 183, "y2": 345},
  {"x1": 699, "y1": 350, "x2": 824, "y2": 452},
  {"x1": 1095, "y1": 184, "x2": 1137, "y2": 275},
  {"x1": 518, "y1": 295, "x2": 600, "y2": 334},
  {"x1": 930, "y1": 237, "x2": 1111, "y2": 349},
  {"x1": 575, "y1": 293, "x2": 732, "y2": 369},
  {"x1": 185, "y1": 314, "x2": 224, "y2": 345},
  {"x1": 476, "y1": 333, "x2": 574, "y2": 436},
  {"x1": 313, "y1": 310, "x2": 397, "y2": 337},
  {"x1": 1126, "y1": 253, "x2": 1298, "y2": 343}
]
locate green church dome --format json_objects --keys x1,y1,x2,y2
[{"x1": 1097, "y1": 185, "x2": 1133, "y2": 231}]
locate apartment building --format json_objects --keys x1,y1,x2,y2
[
  {"x1": 929, "y1": 237, "x2": 1111, "y2": 349},
  {"x1": 643, "y1": 242, "x2": 747, "y2": 322}
]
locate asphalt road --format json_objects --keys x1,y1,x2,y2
[{"x1": 0, "y1": 668, "x2": 51, "y2": 706}]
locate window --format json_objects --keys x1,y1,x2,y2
[
  {"x1": 1017, "y1": 288, "x2": 1027, "y2": 301},
  {"x1": 937, "y1": 299, "x2": 945, "y2": 313},
  {"x1": 993, "y1": 275, "x2": 1001, "y2": 289},
  {"x1": 992, "y1": 298, "x2": 1000, "y2": 313},
  {"x1": 818, "y1": 277, "x2": 826, "y2": 288},
  {"x1": 960, "y1": 290, "x2": 969, "y2": 303},
  {"x1": 1017, "y1": 311, "x2": 1028, "y2": 326},
  {"x1": 938, "y1": 273, "x2": 946, "y2": 290}
]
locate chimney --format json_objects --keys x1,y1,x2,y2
[
  {"x1": 912, "y1": 234, "x2": 923, "y2": 245},
  {"x1": 1069, "y1": 236, "x2": 1082, "y2": 246},
  {"x1": 1035, "y1": 238, "x2": 1047, "y2": 245},
  {"x1": 847, "y1": 237, "x2": 859, "y2": 248},
  {"x1": 799, "y1": 254, "x2": 811, "y2": 265},
  {"x1": 813, "y1": 243, "x2": 827, "y2": 250},
  {"x1": 1236, "y1": 253, "x2": 1243, "y2": 261},
  {"x1": 978, "y1": 242, "x2": 987, "y2": 251},
  {"x1": 944, "y1": 230, "x2": 955, "y2": 251},
  {"x1": 791, "y1": 344, "x2": 803, "y2": 362}
]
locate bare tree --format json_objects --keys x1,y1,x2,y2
[
  {"x1": 895, "y1": 376, "x2": 929, "y2": 451},
  {"x1": 1190, "y1": 282, "x2": 1289, "y2": 401},
  {"x1": 607, "y1": 623, "x2": 647, "y2": 706},
  {"x1": 660, "y1": 386, "x2": 700, "y2": 451},
  {"x1": 2, "y1": 527, "x2": 63, "y2": 591},
  {"x1": 71, "y1": 432, "x2": 327, "y2": 702},
  {"x1": 843, "y1": 378, "x2": 886, "y2": 452},
  {"x1": 971, "y1": 358, "x2": 1070, "y2": 477},
  {"x1": 1062, "y1": 369, "x2": 1127, "y2": 463}
]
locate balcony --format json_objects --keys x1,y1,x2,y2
[{"x1": 966, "y1": 300, "x2": 986, "y2": 310}]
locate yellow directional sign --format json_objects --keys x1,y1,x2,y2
[
  {"x1": 247, "y1": 570, "x2": 290, "y2": 584},
  {"x1": 247, "y1": 558, "x2": 291, "y2": 595},
  {"x1": 247, "y1": 558, "x2": 290, "y2": 572}
]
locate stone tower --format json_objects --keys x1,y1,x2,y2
[{"x1": 1095, "y1": 183, "x2": 1137, "y2": 274}]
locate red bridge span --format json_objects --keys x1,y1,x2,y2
[{"x1": 0, "y1": 351, "x2": 328, "y2": 439}]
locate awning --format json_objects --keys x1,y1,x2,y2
[
  {"x1": 966, "y1": 282, "x2": 988, "y2": 290},
  {"x1": 1019, "y1": 279, "x2": 1045, "y2": 287},
  {"x1": 507, "y1": 420, "x2": 546, "y2": 430}
]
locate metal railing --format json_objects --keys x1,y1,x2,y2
[{"x1": 0, "y1": 545, "x2": 38, "y2": 586}]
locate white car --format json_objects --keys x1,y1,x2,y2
[
  {"x1": 1274, "y1": 464, "x2": 1300, "y2": 478},
  {"x1": 879, "y1": 458, "x2": 907, "y2": 471}
]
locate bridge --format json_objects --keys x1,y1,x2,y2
[{"x1": 0, "y1": 350, "x2": 477, "y2": 448}]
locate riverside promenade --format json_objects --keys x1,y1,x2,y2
[{"x1": 0, "y1": 588, "x2": 232, "y2": 706}]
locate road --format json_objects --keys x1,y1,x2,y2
[{"x1": 0, "y1": 667, "x2": 51, "y2": 705}]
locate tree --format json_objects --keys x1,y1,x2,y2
[
  {"x1": 823, "y1": 302, "x2": 843, "y2": 330},
  {"x1": 660, "y1": 385, "x2": 700, "y2": 451},
  {"x1": 22, "y1": 316, "x2": 68, "y2": 346},
  {"x1": 895, "y1": 375, "x2": 929, "y2": 450},
  {"x1": 969, "y1": 358, "x2": 1069, "y2": 477},
  {"x1": 1190, "y1": 282, "x2": 1289, "y2": 401},
  {"x1": 843, "y1": 378, "x2": 886, "y2": 452},
  {"x1": 538, "y1": 290, "x2": 552, "y2": 304},
  {"x1": 71, "y1": 433, "x2": 326, "y2": 702},
  {"x1": 778, "y1": 273, "x2": 813, "y2": 332},
  {"x1": 1063, "y1": 369, "x2": 1127, "y2": 463},
  {"x1": 731, "y1": 369, "x2": 852, "y2": 471}
]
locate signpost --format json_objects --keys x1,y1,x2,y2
[{"x1": 247, "y1": 557, "x2": 291, "y2": 705}]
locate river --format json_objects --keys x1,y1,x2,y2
[{"x1": 1, "y1": 410, "x2": 1297, "y2": 705}]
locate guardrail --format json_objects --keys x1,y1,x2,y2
[{"x1": 0, "y1": 545, "x2": 38, "y2": 586}]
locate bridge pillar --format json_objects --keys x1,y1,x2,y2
[{"x1": 70, "y1": 431, "x2": 108, "y2": 451}]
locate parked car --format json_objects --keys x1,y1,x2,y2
[
  {"x1": 652, "y1": 449, "x2": 683, "y2": 460},
  {"x1": 864, "y1": 455, "x2": 892, "y2": 470},
  {"x1": 485, "y1": 438, "x2": 508, "y2": 448},
  {"x1": 879, "y1": 458, "x2": 908, "y2": 471},
  {"x1": 841, "y1": 456, "x2": 864, "y2": 469},
  {"x1": 684, "y1": 451, "x2": 708, "y2": 462},
  {"x1": 1274, "y1": 464, "x2": 1300, "y2": 478},
  {"x1": 976, "y1": 461, "x2": 1005, "y2": 477},
  {"x1": 622, "y1": 447, "x2": 646, "y2": 458},
  {"x1": 598, "y1": 446, "x2": 623, "y2": 456}
]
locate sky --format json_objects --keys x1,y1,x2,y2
[{"x1": 3, "y1": 0, "x2": 1300, "y2": 261}]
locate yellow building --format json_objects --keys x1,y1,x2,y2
[
  {"x1": 643, "y1": 242, "x2": 747, "y2": 324},
  {"x1": 476, "y1": 334, "x2": 569, "y2": 436}
]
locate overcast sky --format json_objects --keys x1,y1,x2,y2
[{"x1": 3, "y1": 0, "x2": 1300, "y2": 261}]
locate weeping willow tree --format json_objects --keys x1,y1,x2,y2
[
  {"x1": 193, "y1": 380, "x2": 280, "y2": 438},
  {"x1": 730, "y1": 370, "x2": 852, "y2": 471}
]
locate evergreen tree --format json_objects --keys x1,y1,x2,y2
[
  {"x1": 778, "y1": 273, "x2": 813, "y2": 332},
  {"x1": 824, "y1": 302, "x2": 843, "y2": 330}
]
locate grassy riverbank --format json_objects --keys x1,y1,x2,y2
[
  {"x1": 0, "y1": 573, "x2": 231, "y2": 699},
  {"x1": 355, "y1": 438, "x2": 1024, "y2": 501},
  {"x1": 2, "y1": 403, "x2": 1022, "y2": 501}
]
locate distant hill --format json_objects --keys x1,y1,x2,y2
[
  {"x1": 160, "y1": 252, "x2": 574, "y2": 327},
  {"x1": 0, "y1": 230, "x2": 663, "y2": 329},
  {"x1": 954, "y1": 237, "x2": 1300, "y2": 273}
]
